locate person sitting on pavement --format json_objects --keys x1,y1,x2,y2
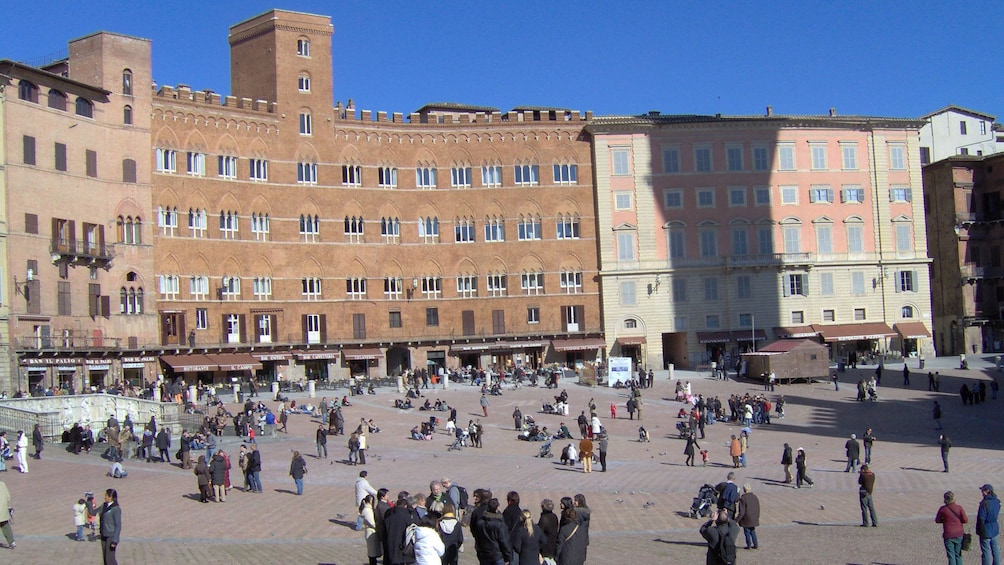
[{"x1": 108, "y1": 461, "x2": 127, "y2": 478}]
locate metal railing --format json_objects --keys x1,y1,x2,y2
[{"x1": 50, "y1": 239, "x2": 114, "y2": 262}]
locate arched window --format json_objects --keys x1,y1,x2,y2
[
  {"x1": 901, "y1": 305, "x2": 914, "y2": 318},
  {"x1": 47, "y1": 89, "x2": 66, "y2": 110},
  {"x1": 75, "y1": 97, "x2": 93, "y2": 118},
  {"x1": 122, "y1": 69, "x2": 133, "y2": 96},
  {"x1": 117, "y1": 216, "x2": 126, "y2": 243},
  {"x1": 18, "y1": 80, "x2": 38, "y2": 103},
  {"x1": 123, "y1": 105, "x2": 133, "y2": 125}
]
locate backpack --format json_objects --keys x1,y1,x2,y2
[
  {"x1": 715, "y1": 524, "x2": 736, "y2": 564},
  {"x1": 454, "y1": 485, "x2": 470, "y2": 510}
]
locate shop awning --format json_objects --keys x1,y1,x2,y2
[
  {"x1": 775, "y1": 326, "x2": 819, "y2": 339},
  {"x1": 160, "y1": 354, "x2": 217, "y2": 373},
  {"x1": 696, "y1": 331, "x2": 733, "y2": 344},
  {"x1": 550, "y1": 338, "x2": 607, "y2": 352},
  {"x1": 293, "y1": 350, "x2": 339, "y2": 360},
  {"x1": 894, "y1": 322, "x2": 932, "y2": 339},
  {"x1": 734, "y1": 329, "x2": 768, "y2": 342},
  {"x1": 616, "y1": 336, "x2": 647, "y2": 346},
  {"x1": 814, "y1": 323, "x2": 896, "y2": 342},
  {"x1": 450, "y1": 341, "x2": 514, "y2": 353},
  {"x1": 342, "y1": 348, "x2": 384, "y2": 361},
  {"x1": 206, "y1": 353, "x2": 262, "y2": 371},
  {"x1": 253, "y1": 352, "x2": 292, "y2": 362}
]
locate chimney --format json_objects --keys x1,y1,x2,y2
[
  {"x1": 829, "y1": 108, "x2": 837, "y2": 117},
  {"x1": 766, "y1": 106, "x2": 773, "y2": 117},
  {"x1": 648, "y1": 110, "x2": 661, "y2": 117}
]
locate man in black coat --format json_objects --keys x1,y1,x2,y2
[
  {"x1": 383, "y1": 491, "x2": 417, "y2": 565},
  {"x1": 537, "y1": 498, "x2": 559, "y2": 562},
  {"x1": 474, "y1": 498, "x2": 513, "y2": 565},
  {"x1": 502, "y1": 491, "x2": 522, "y2": 543},
  {"x1": 844, "y1": 434, "x2": 861, "y2": 472},
  {"x1": 155, "y1": 428, "x2": 171, "y2": 463},
  {"x1": 700, "y1": 508, "x2": 740, "y2": 565},
  {"x1": 375, "y1": 488, "x2": 391, "y2": 562}
]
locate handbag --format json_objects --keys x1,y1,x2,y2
[{"x1": 962, "y1": 532, "x2": 973, "y2": 551}]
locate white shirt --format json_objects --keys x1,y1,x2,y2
[{"x1": 355, "y1": 477, "x2": 377, "y2": 506}]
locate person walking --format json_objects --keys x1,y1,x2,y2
[
  {"x1": 480, "y1": 393, "x2": 490, "y2": 417},
  {"x1": 844, "y1": 434, "x2": 861, "y2": 472},
  {"x1": 936, "y1": 490, "x2": 968, "y2": 565},
  {"x1": 0, "y1": 480, "x2": 14, "y2": 549},
  {"x1": 934, "y1": 401, "x2": 944, "y2": 430},
  {"x1": 903, "y1": 364, "x2": 911, "y2": 387},
  {"x1": 832, "y1": 371, "x2": 839, "y2": 391},
  {"x1": 736, "y1": 483, "x2": 760, "y2": 550},
  {"x1": 863, "y1": 428, "x2": 876, "y2": 464},
  {"x1": 977, "y1": 484, "x2": 1001, "y2": 565},
  {"x1": 858, "y1": 464, "x2": 878, "y2": 527},
  {"x1": 700, "y1": 508, "x2": 739, "y2": 565},
  {"x1": 577, "y1": 411, "x2": 588, "y2": 439},
  {"x1": 598, "y1": 433, "x2": 608, "y2": 472},
  {"x1": 316, "y1": 425, "x2": 328, "y2": 459},
  {"x1": 795, "y1": 447, "x2": 814, "y2": 488},
  {"x1": 14, "y1": 430, "x2": 28, "y2": 473},
  {"x1": 99, "y1": 488, "x2": 122, "y2": 565},
  {"x1": 289, "y1": 450, "x2": 307, "y2": 495},
  {"x1": 729, "y1": 435, "x2": 742, "y2": 468},
  {"x1": 512, "y1": 406, "x2": 523, "y2": 431},
  {"x1": 246, "y1": 444, "x2": 262, "y2": 493},
  {"x1": 31, "y1": 423, "x2": 43, "y2": 460},
  {"x1": 781, "y1": 443, "x2": 794, "y2": 484},
  {"x1": 940, "y1": 434, "x2": 952, "y2": 473},
  {"x1": 684, "y1": 432, "x2": 701, "y2": 467}
]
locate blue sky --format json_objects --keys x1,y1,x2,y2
[{"x1": 2, "y1": 0, "x2": 1002, "y2": 119}]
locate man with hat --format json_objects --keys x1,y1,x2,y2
[{"x1": 977, "y1": 483, "x2": 1001, "y2": 565}]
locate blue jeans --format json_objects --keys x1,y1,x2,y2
[
  {"x1": 76, "y1": 524, "x2": 84, "y2": 541},
  {"x1": 743, "y1": 526, "x2": 758, "y2": 548},
  {"x1": 981, "y1": 536, "x2": 1001, "y2": 565},
  {"x1": 248, "y1": 471, "x2": 262, "y2": 492},
  {"x1": 944, "y1": 537, "x2": 963, "y2": 565},
  {"x1": 294, "y1": 477, "x2": 303, "y2": 495}
]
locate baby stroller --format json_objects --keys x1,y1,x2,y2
[
  {"x1": 541, "y1": 400, "x2": 558, "y2": 415},
  {"x1": 638, "y1": 426, "x2": 651, "y2": 442},
  {"x1": 536, "y1": 439, "x2": 554, "y2": 458},
  {"x1": 676, "y1": 421, "x2": 692, "y2": 439},
  {"x1": 689, "y1": 483, "x2": 720, "y2": 519},
  {"x1": 448, "y1": 429, "x2": 469, "y2": 451}
]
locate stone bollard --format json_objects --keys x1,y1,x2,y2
[
  {"x1": 668, "y1": 363, "x2": 675, "y2": 380},
  {"x1": 232, "y1": 383, "x2": 240, "y2": 404},
  {"x1": 271, "y1": 381, "x2": 279, "y2": 397},
  {"x1": 307, "y1": 380, "x2": 316, "y2": 399},
  {"x1": 396, "y1": 375, "x2": 405, "y2": 394}
]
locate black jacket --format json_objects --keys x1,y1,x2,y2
[
  {"x1": 474, "y1": 511, "x2": 513, "y2": 563},
  {"x1": 383, "y1": 504, "x2": 417, "y2": 565},
  {"x1": 555, "y1": 516, "x2": 587, "y2": 565},
  {"x1": 538, "y1": 509, "x2": 559, "y2": 558},
  {"x1": 511, "y1": 522, "x2": 545, "y2": 565},
  {"x1": 502, "y1": 503, "x2": 523, "y2": 541},
  {"x1": 246, "y1": 450, "x2": 261, "y2": 473},
  {"x1": 289, "y1": 455, "x2": 306, "y2": 480},
  {"x1": 700, "y1": 519, "x2": 740, "y2": 565},
  {"x1": 209, "y1": 454, "x2": 227, "y2": 484}
]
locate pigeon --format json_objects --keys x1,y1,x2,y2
[{"x1": 616, "y1": 499, "x2": 624, "y2": 503}]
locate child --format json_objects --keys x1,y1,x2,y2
[
  {"x1": 84, "y1": 492, "x2": 98, "y2": 540},
  {"x1": 73, "y1": 498, "x2": 88, "y2": 541},
  {"x1": 700, "y1": 449, "x2": 710, "y2": 467}
]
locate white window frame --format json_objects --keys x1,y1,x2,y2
[
  {"x1": 226, "y1": 314, "x2": 241, "y2": 344},
  {"x1": 556, "y1": 214, "x2": 580, "y2": 240},
  {"x1": 517, "y1": 216, "x2": 541, "y2": 241},
  {"x1": 188, "y1": 208, "x2": 207, "y2": 238},
  {"x1": 527, "y1": 307, "x2": 540, "y2": 324},
  {"x1": 195, "y1": 308, "x2": 208, "y2": 330},
  {"x1": 187, "y1": 152, "x2": 205, "y2": 176},
  {"x1": 809, "y1": 185, "x2": 833, "y2": 203},
  {"x1": 342, "y1": 164, "x2": 362, "y2": 186},
  {"x1": 780, "y1": 185, "x2": 798, "y2": 205},
  {"x1": 726, "y1": 144, "x2": 743, "y2": 171},
  {"x1": 451, "y1": 166, "x2": 472, "y2": 188},
  {"x1": 889, "y1": 144, "x2": 906, "y2": 170},
  {"x1": 299, "y1": 214, "x2": 320, "y2": 243},
  {"x1": 889, "y1": 186, "x2": 913, "y2": 202},
  {"x1": 778, "y1": 144, "x2": 795, "y2": 171},
  {"x1": 487, "y1": 274, "x2": 507, "y2": 297},
  {"x1": 221, "y1": 275, "x2": 241, "y2": 300},
  {"x1": 481, "y1": 165, "x2": 502, "y2": 187},
  {"x1": 694, "y1": 145, "x2": 712, "y2": 172},
  {"x1": 155, "y1": 148, "x2": 176, "y2": 173},
  {"x1": 456, "y1": 275, "x2": 478, "y2": 298},
  {"x1": 484, "y1": 217, "x2": 505, "y2": 242},
  {"x1": 301, "y1": 277, "x2": 323, "y2": 300},
  {"x1": 820, "y1": 272, "x2": 835, "y2": 296},
  {"x1": 298, "y1": 75, "x2": 311, "y2": 92},
  {"x1": 421, "y1": 276, "x2": 442, "y2": 299},
  {"x1": 841, "y1": 185, "x2": 864, "y2": 204},
  {"x1": 553, "y1": 163, "x2": 578, "y2": 185},
  {"x1": 219, "y1": 211, "x2": 239, "y2": 240},
  {"x1": 454, "y1": 218, "x2": 476, "y2": 243},
  {"x1": 189, "y1": 275, "x2": 209, "y2": 300},
  {"x1": 612, "y1": 150, "x2": 630, "y2": 176},
  {"x1": 663, "y1": 189, "x2": 683, "y2": 209},
  {"x1": 851, "y1": 271, "x2": 866, "y2": 295},
  {"x1": 158, "y1": 274, "x2": 180, "y2": 301},
  {"x1": 250, "y1": 213, "x2": 270, "y2": 241},
  {"x1": 521, "y1": 272, "x2": 544, "y2": 295},
  {"x1": 158, "y1": 206, "x2": 178, "y2": 236},
  {"x1": 841, "y1": 143, "x2": 858, "y2": 170},
  {"x1": 418, "y1": 217, "x2": 439, "y2": 243},
  {"x1": 416, "y1": 166, "x2": 437, "y2": 189},
  {"x1": 810, "y1": 143, "x2": 827, "y2": 170},
  {"x1": 384, "y1": 278, "x2": 403, "y2": 300},
  {"x1": 252, "y1": 277, "x2": 272, "y2": 300},
  {"x1": 560, "y1": 270, "x2": 583, "y2": 294},
  {"x1": 514, "y1": 164, "x2": 539, "y2": 186},
  {"x1": 614, "y1": 191, "x2": 633, "y2": 210},
  {"x1": 728, "y1": 186, "x2": 747, "y2": 207},
  {"x1": 620, "y1": 281, "x2": 636, "y2": 306},
  {"x1": 297, "y1": 39, "x2": 310, "y2": 57},
  {"x1": 297, "y1": 162, "x2": 318, "y2": 184},
  {"x1": 381, "y1": 217, "x2": 400, "y2": 243},
  {"x1": 617, "y1": 232, "x2": 636, "y2": 261},
  {"x1": 379, "y1": 167, "x2": 398, "y2": 188},
  {"x1": 249, "y1": 159, "x2": 268, "y2": 181},
  {"x1": 218, "y1": 155, "x2": 238, "y2": 179}
]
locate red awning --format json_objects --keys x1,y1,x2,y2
[
  {"x1": 342, "y1": 348, "x2": 384, "y2": 361},
  {"x1": 616, "y1": 336, "x2": 647, "y2": 346},
  {"x1": 696, "y1": 331, "x2": 733, "y2": 344},
  {"x1": 160, "y1": 354, "x2": 217, "y2": 373},
  {"x1": 814, "y1": 323, "x2": 896, "y2": 342},
  {"x1": 775, "y1": 326, "x2": 819, "y2": 339},
  {"x1": 550, "y1": 338, "x2": 607, "y2": 352},
  {"x1": 206, "y1": 353, "x2": 262, "y2": 372},
  {"x1": 894, "y1": 322, "x2": 932, "y2": 339}
]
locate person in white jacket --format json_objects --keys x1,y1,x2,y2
[
  {"x1": 15, "y1": 431, "x2": 28, "y2": 473},
  {"x1": 407, "y1": 516, "x2": 445, "y2": 565},
  {"x1": 355, "y1": 470, "x2": 377, "y2": 506}
]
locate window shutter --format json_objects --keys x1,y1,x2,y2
[
  {"x1": 222, "y1": 314, "x2": 228, "y2": 342},
  {"x1": 561, "y1": 306, "x2": 568, "y2": 332},
  {"x1": 270, "y1": 315, "x2": 278, "y2": 341},
  {"x1": 575, "y1": 305, "x2": 585, "y2": 331},
  {"x1": 801, "y1": 275, "x2": 808, "y2": 296},
  {"x1": 319, "y1": 314, "x2": 327, "y2": 343},
  {"x1": 254, "y1": 315, "x2": 263, "y2": 341},
  {"x1": 100, "y1": 295, "x2": 110, "y2": 318},
  {"x1": 239, "y1": 314, "x2": 247, "y2": 343},
  {"x1": 782, "y1": 276, "x2": 790, "y2": 297},
  {"x1": 912, "y1": 271, "x2": 918, "y2": 291},
  {"x1": 301, "y1": 315, "x2": 308, "y2": 343},
  {"x1": 905, "y1": 189, "x2": 912, "y2": 202}
]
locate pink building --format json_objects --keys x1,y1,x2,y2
[{"x1": 589, "y1": 111, "x2": 933, "y2": 370}]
